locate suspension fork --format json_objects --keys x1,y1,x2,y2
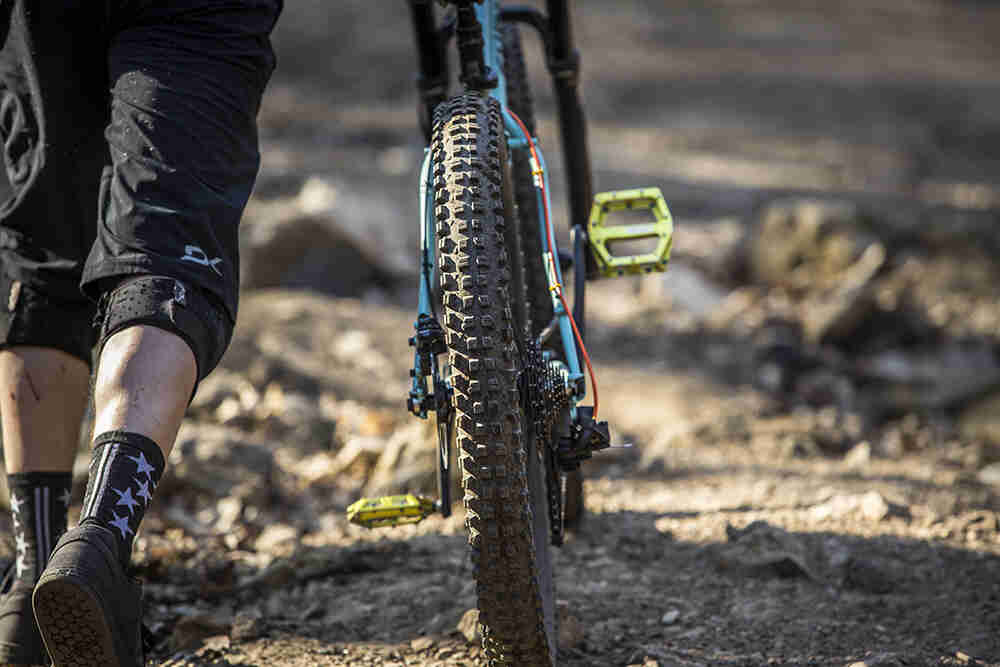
[
  {"x1": 407, "y1": 0, "x2": 449, "y2": 142},
  {"x1": 501, "y1": 0, "x2": 593, "y2": 351},
  {"x1": 545, "y1": 0, "x2": 592, "y2": 338}
]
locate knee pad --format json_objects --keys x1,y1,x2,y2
[{"x1": 96, "y1": 276, "x2": 233, "y2": 384}]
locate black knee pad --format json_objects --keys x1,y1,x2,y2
[{"x1": 96, "y1": 276, "x2": 233, "y2": 384}]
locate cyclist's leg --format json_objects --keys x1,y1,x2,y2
[
  {"x1": 34, "y1": 2, "x2": 281, "y2": 664},
  {"x1": 0, "y1": 1, "x2": 106, "y2": 662},
  {"x1": 82, "y1": 0, "x2": 282, "y2": 456},
  {"x1": 0, "y1": 0, "x2": 108, "y2": 460}
]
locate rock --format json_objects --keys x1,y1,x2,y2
[
  {"x1": 858, "y1": 342, "x2": 1000, "y2": 413},
  {"x1": 860, "y1": 490, "x2": 892, "y2": 522},
  {"x1": 809, "y1": 491, "x2": 905, "y2": 523},
  {"x1": 240, "y1": 177, "x2": 414, "y2": 297},
  {"x1": 255, "y1": 382, "x2": 322, "y2": 423},
  {"x1": 746, "y1": 199, "x2": 891, "y2": 345},
  {"x1": 660, "y1": 609, "x2": 680, "y2": 625},
  {"x1": 977, "y1": 462, "x2": 1000, "y2": 485},
  {"x1": 876, "y1": 428, "x2": 906, "y2": 460},
  {"x1": 843, "y1": 441, "x2": 872, "y2": 468},
  {"x1": 457, "y1": 609, "x2": 480, "y2": 644},
  {"x1": 189, "y1": 369, "x2": 259, "y2": 416},
  {"x1": 954, "y1": 511, "x2": 1000, "y2": 539},
  {"x1": 959, "y1": 392, "x2": 1000, "y2": 444},
  {"x1": 713, "y1": 521, "x2": 819, "y2": 580},
  {"x1": 748, "y1": 199, "x2": 877, "y2": 289},
  {"x1": 557, "y1": 602, "x2": 585, "y2": 650},
  {"x1": 800, "y1": 243, "x2": 885, "y2": 344},
  {"x1": 230, "y1": 609, "x2": 265, "y2": 642},
  {"x1": 168, "y1": 608, "x2": 234, "y2": 652},
  {"x1": 215, "y1": 497, "x2": 243, "y2": 533},
  {"x1": 410, "y1": 636, "x2": 435, "y2": 652},
  {"x1": 253, "y1": 523, "x2": 298, "y2": 554}
]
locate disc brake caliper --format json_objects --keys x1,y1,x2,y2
[
  {"x1": 407, "y1": 313, "x2": 447, "y2": 417},
  {"x1": 349, "y1": 314, "x2": 451, "y2": 530}
]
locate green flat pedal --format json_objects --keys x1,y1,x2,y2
[
  {"x1": 346, "y1": 494, "x2": 436, "y2": 529},
  {"x1": 588, "y1": 187, "x2": 673, "y2": 278}
]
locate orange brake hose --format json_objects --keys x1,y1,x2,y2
[{"x1": 506, "y1": 109, "x2": 599, "y2": 419}]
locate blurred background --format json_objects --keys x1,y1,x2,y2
[{"x1": 22, "y1": 1, "x2": 1000, "y2": 664}]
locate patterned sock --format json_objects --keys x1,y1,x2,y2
[
  {"x1": 6, "y1": 472, "x2": 72, "y2": 586},
  {"x1": 79, "y1": 431, "x2": 165, "y2": 564}
]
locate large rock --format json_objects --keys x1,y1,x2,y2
[
  {"x1": 858, "y1": 342, "x2": 1000, "y2": 413},
  {"x1": 799, "y1": 242, "x2": 885, "y2": 344},
  {"x1": 240, "y1": 177, "x2": 416, "y2": 296},
  {"x1": 748, "y1": 199, "x2": 879, "y2": 290},
  {"x1": 808, "y1": 491, "x2": 907, "y2": 523},
  {"x1": 711, "y1": 521, "x2": 821, "y2": 581}
]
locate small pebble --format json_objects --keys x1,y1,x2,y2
[{"x1": 661, "y1": 609, "x2": 680, "y2": 625}]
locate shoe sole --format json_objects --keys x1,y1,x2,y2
[{"x1": 32, "y1": 577, "x2": 121, "y2": 667}]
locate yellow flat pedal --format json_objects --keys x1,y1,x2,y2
[
  {"x1": 346, "y1": 494, "x2": 436, "y2": 529},
  {"x1": 588, "y1": 187, "x2": 673, "y2": 278}
]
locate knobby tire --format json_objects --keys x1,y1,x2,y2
[{"x1": 432, "y1": 93, "x2": 557, "y2": 666}]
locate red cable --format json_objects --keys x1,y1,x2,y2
[{"x1": 506, "y1": 108, "x2": 600, "y2": 419}]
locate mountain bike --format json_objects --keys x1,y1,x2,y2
[{"x1": 348, "y1": 1, "x2": 673, "y2": 664}]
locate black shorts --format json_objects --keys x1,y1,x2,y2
[{"x1": 0, "y1": 0, "x2": 280, "y2": 362}]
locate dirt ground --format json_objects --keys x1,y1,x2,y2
[{"x1": 7, "y1": 1, "x2": 1000, "y2": 666}]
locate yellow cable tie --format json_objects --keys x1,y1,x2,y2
[
  {"x1": 532, "y1": 169, "x2": 544, "y2": 177},
  {"x1": 549, "y1": 282, "x2": 562, "y2": 292}
]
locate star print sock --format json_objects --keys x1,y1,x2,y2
[
  {"x1": 79, "y1": 431, "x2": 165, "y2": 564},
  {"x1": 6, "y1": 472, "x2": 72, "y2": 587}
]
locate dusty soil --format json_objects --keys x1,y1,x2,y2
[
  {"x1": 139, "y1": 284, "x2": 1000, "y2": 667},
  {"x1": 7, "y1": 1, "x2": 1000, "y2": 666}
]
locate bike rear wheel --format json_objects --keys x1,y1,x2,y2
[{"x1": 432, "y1": 93, "x2": 557, "y2": 665}]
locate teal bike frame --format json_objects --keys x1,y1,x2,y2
[{"x1": 409, "y1": 0, "x2": 584, "y2": 421}]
